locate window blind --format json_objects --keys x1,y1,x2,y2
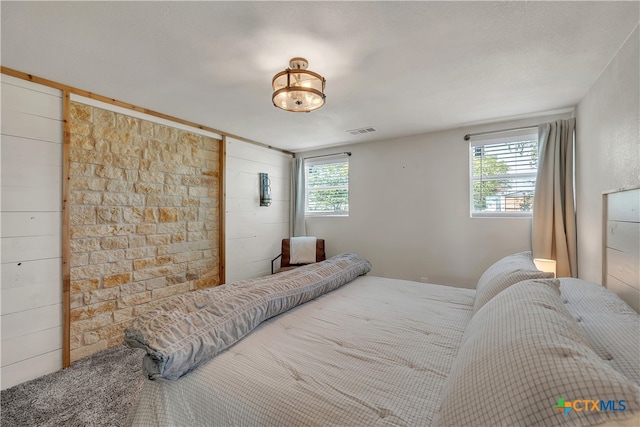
[
  {"x1": 469, "y1": 128, "x2": 538, "y2": 217},
  {"x1": 305, "y1": 154, "x2": 349, "y2": 216}
]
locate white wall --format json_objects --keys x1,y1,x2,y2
[
  {"x1": 225, "y1": 139, "x2": 292, "y2": 282},
  {"x1": 1, "y1": 75, "x2": 63, "y2": 389},
  {"x1": 304, "y1": 113, "x2": 571, "y2": 288},
  {"x1": 575, "y1": 26, "x2": 640, "y2": 283}
]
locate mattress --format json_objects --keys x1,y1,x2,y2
[{"x1": 128, "y1": 276, "x2": 476, "y2": 426}]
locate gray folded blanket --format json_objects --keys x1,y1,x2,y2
[{"x1": 125, "y1": 253, "x2": 372, "y2": 380}]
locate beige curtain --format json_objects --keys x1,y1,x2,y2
[{"x1": 532, "y1": 119, "x2": 577, "y2": 277}]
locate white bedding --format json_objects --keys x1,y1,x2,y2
[
  {"x1": 128, "y1": 276, "x2": 475, "y2": 426},
  {"x1": 560, "y1": 278, "x2": 640, "y2": 386},
  {"x1": 128, "y1": 267, "x2": 640, "y2": 427}
]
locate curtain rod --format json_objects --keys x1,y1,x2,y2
[
  {"x1": 463, "y1": 125, "x2": 537, "y2": 141},
  {"x1": 302, "y1": 151, "x2": 352, "y2": 160}
]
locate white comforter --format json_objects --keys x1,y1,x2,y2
[{"x1": 128, "y1": 276, "x2": 475, "y2": 426}]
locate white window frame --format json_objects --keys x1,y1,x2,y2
[
  {"x1": 469, "y1": 127, "x2": 539, "y2": 218},
  {"x1": 304, "y1": 155, "x2": 349, "y2": 217}
]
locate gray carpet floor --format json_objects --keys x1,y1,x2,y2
[{"x1": 1, "y1": 345, "x2": 146, "y2": 427}]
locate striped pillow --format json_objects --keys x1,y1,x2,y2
[{"x1": 125, "y1": 253, "x2": 372, "y2": 380}]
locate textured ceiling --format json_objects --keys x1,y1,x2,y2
[{"x1": 1, "y1": 1, "x2": 638, "y2": 152}]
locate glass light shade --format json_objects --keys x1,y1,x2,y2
[
  {"x1": 259, "y1": 172, "x2": 272, "y2": 207},
  {"x1": 534, "y1": 258, "x2": 557, "y2": 277},
  {"x1": 272, "y1": 60, "x2": 326, "y2": 112}
]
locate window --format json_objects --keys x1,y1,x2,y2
[
  {"x1": 470, "y1": 128, "x2": 538, "y2": 217},
  {"x1": 305, "y1": 155, "x2": 349, "y2": 216}
]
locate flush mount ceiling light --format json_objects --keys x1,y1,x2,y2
[{"x1": 272, "y1": 57, "x2": 326, "y2": 113}]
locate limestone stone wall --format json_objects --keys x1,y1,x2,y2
[{"x1": 68, "y1": 101, "x2": 221, "y2": 361}]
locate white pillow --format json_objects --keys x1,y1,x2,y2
[
  {"x1": 289, "y1": 236, "x2": 317, "y2": 264},
  {"x1": 434, "y1": 279, "x2": 640, "y2": 426},
  {"x1": 474, "y1": 251, "x2": 553, "y2": 312},
  {"x1": 473, "y1": 268, "x2": 554, "y2": 312},
  {"x1": 476, "y1": 251, "x2": 536, "y2": 288}
]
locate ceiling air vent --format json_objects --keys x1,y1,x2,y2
[{"x1": 347, "y1": 127, "x2": 376, "y2": 136}]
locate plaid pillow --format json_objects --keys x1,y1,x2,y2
[
  {"x1": 434, "y1": 278, "x2": 640, "y2": 426},
  {"x1": 474, "y1": 251, "x2": 553, "y2": 312}
]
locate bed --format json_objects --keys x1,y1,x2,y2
[{"x1": 125, "y1": 251, "x2": 640, "y2": 427}]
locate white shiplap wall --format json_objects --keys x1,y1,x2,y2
[
  {"x1": 1, "y1": 75, "x2": 63, "y2": 389},
  {"x1": 225, "y1": 139, "x2": 291, "y2": 282}
]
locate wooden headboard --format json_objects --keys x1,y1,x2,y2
[{"x1": 603, "y1": 186, "x2": 640, "y2": 312}]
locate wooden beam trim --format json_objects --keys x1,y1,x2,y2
[
  {"x1": 62, "y1": 90, "x2": 72, "y2": 368},
  {"x1": 1, "y1": 66, "x2": 294, "y2": 156},
  {"x1": 219, "y1": 136, "x2": 227, "y2": 285}
]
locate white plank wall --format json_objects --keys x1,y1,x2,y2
[
  {"x1": 1, "y1": 75, "x2": 63, "y2": 389},
  {"x1": 605, "y1": 188, "x2": 640, "y2": 313},
  {"x1": 225, "y1": 139, "x2": 291, "y2": 282}
]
